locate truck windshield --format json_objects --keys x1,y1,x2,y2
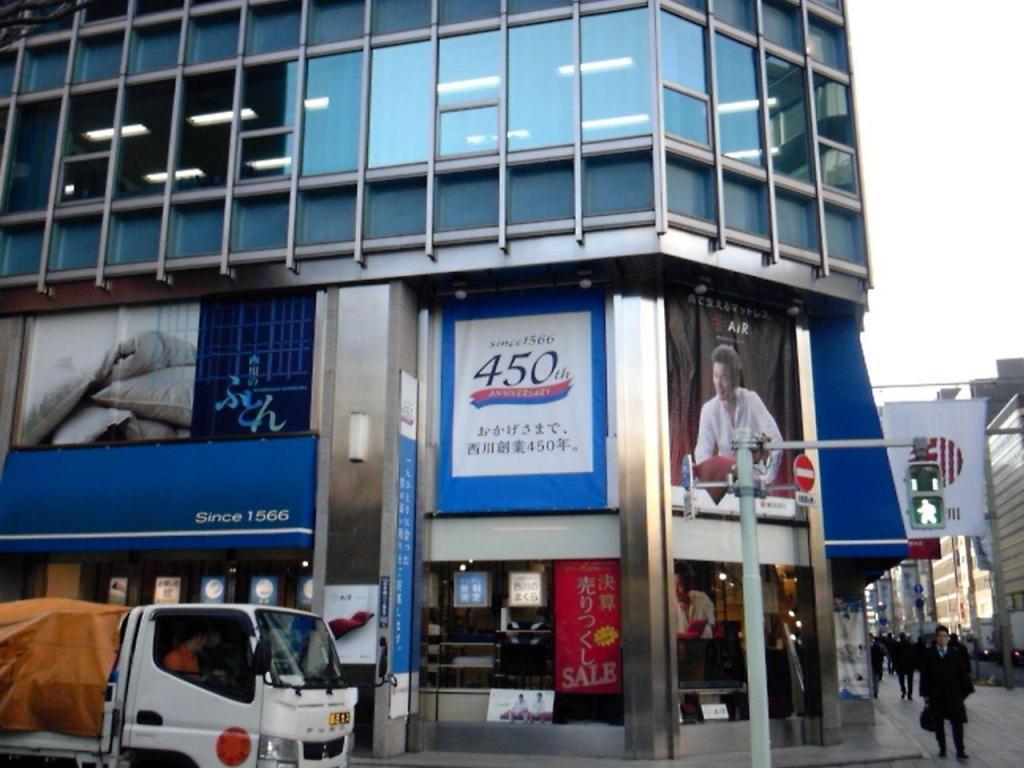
[{"x1": 256, "y1": 611, "x2": 346, "y2": 689}]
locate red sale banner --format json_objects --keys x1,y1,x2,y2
[{"x1": 554, "y1": 559, "x2": 621, "y2": 695}]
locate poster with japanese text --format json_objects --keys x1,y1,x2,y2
[
  {"x1": 554, "y1": 559, "x2": 621, "y2": 695},
  {"x1": 439, "y1": 291, "x2": 607, "y2": 512},
  {"x1": 323, "y1": 584, "x2": 378, "y2": 665},
  {"x1": 666, "y1": 287, "x2": 802, "y2": 518}
]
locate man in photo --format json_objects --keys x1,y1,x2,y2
[
  {"x1": 675, "y1": 567, "x2": 716, "y2": 641},
  {"x1": 694, "y1": 344, "x2": 784, "y2": 486}
]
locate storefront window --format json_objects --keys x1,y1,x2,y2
[{"x1": 675, "y1": 561, "x2": 814, "y2": 723}]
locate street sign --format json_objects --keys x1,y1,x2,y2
[
  {"x1": 795, "y1": 491, "x2": 817, "y2": 507},
  {"x1": 913, "y1": 584, "x2": 924, "y2": 595},
  {"x1": 793, "y1": 454, "x2": 816, "y2": 492},
  {"x1": 915, "y1": 598, "x2": 925, "y2": 609}
]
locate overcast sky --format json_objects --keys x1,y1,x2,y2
[{"x1": 847, "y1": 0, "x2": 1024, "y2": 404}]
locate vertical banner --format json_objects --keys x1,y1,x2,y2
[
  {"x1": 881, "y1": 400, "x2": 989, "y2": 538},
  {"x1": 439, "y1": 291, "x2": 607, "y2": 513},
  {"x1": 834, "y1": 597, "x2": 870, "y2": 699},
  {"x1": 666, "y1": 288, "x2": 803, "y2": 518},
  {"x1": 554, "y1": 559, "x2": 621, "y2": 695},
  {"x1": 390, "y1": 372, "x2": 417, "y2": 719}
]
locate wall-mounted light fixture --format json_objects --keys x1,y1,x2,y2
[
  {"x1": 694, "y1": 281, "x2": 709, "y2": 296},
  {"x1": 349, "y1": 412, "x2": 370, "y2": 462},
  {"x1": 578, "y1": 268, "x2": 593, "y2": 289},
  {"x1": 453, "y1": 280, "x2": 468, "y2": 300},
  {"x1": 786, "y1": 299, "x2": 803, "y2": 317}
]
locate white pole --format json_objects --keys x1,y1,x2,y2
[{"x1": 734, "y1": 427, "x2": 771, "y2": 768}]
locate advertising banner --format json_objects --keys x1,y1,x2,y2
[
  {"x1": 201, "y1": 576, "x2": 226, "y2": 604},
  {"x1": 666, "y1": 288, "x2": 803, "y2": 518},
  {"x1": 390, "y1": 372, "x2": 418, "y2": 719},
  {"x1": 249, "y1": 576, "x2": 279, "y2": 606},
  {"x1": 154, "y1": 577, "x2": 181, "y2": 604},
  {"x1": 881, "y1": 400, "x2": 989, "y2": 538},
  {"x1": 453, "y1": 572, "x2": 490, "y2": 608},
  {"x1": 834, "y1": 597, "x2": 870, "y2": 699},
  {"x1": 17, "y1": 295, "x2": 314, "y2": 447},
  {"x1": 554, "y1": 559, "x2": 621, "y2": 695},
  {"x1": 486, "y1": 690, "x2": 555, "y2": 723},
  {"x1": 439, "y1": 291, "x2": 607, "y2": 513},
  {"x1": 323, "y1": 584, "x2": 378, "y2": 665}
]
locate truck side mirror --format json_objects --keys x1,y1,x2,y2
[{"x1": 253, "y1": 637, "x2": 271, "y2": 677}]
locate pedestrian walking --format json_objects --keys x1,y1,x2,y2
[
  {"x1": 896, "y1": 632, "x2": 916, "y2": 700},
  {"x1": 870, "y1": 635, "x2": 885, "y2": 698},
  {"x1": 920, "y1": 624, "x2": 974, "y2": 760},
  {"x1": 884, "y1": 632, "x2": 897, "y2": 675}
]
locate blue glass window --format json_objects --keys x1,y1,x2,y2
[
  {"x1": 187, "y1": 13, "x2": 239, "y2": 64},
  {"x1": 130, "y1": 24, "x2": 180, "y2": 74},
  {"x1": 303, "y1": 53, "x2": 362, "y2": 175},
  {"x1": 508, "y1": 0, "x2": 568, "y2": 12},
  {"x1": 808, "y1": 16, "x2": 847, "y2": 71},
  {"x1": 766, "y1": 57, "x2": 810, "y2": 181},
  {"x1": 372, "y1": 0, "x2": 430, "y2": 34},
  {"x1": 74, "y1": 35, "x2": 123, "y2": 83},
  {"x1": 232, "y1": 196, "x2": 288, "y2": 251},
  {"x1": 240, "y1": 133, "x2": 293, "y2": 179},
  {"x1": 764, "y1": 1, "x2": 803, "y2": 52},
  {"x1": 309, "y1": 0, "x2": 364, "y2": 44},
  {"x1": 364, "y1": 178, "x2": 426, "y2": 238},
  {"x1": 661, "y1": 12, "x2": 705, "y2": 94},
  {"x1": 715, "y1": 35, "x2": 762, "y2": 166},
  {"x1": 108, "y1": 210, "x2": 161, "y2": 264},
  {"x1": 814, "y1": 76, "x2": 854, "y2": 147},
  {"x1": 49, "y1": 218, "x2": 101, "y2": 271},
  {"x1": 61, "y1": 91, "x2": 117, "y2": 202},
  {"x1": 177, "y1": 72, "x2": 234, "y2": 190},
  {"x1": 438, "y1": 32, "x2": 500, "y2": 108},
  {"x1": 169, "y1": 204, "x2": 224, "y2": 258},
  {"x1": 5, "y1": 102, "x2": 60, "y2": 213},
  {"x1": 715, "y1": 0, "x2": 755, "y2": 32},
  {"x1": 117, "y1": 81, "x2": 175, "y2": 198},
  {"x1": 664, "y1": 90, "x2": 708, "y2": 145},
  {"x1": 775, "y1": 190, "x2": 818, "y2": 251},
  {"x1": 369, "y1": 42, "x2": 431, "y2": 167},
  {"x1": 137, "y1": 0, "x2": 184, "y2": 13},
  {"x1": 508, "y1": 20, "x2": 572, "y2": 151},
  {"x1": 825, "y1": 204, "x2": 866, "y2": 265},
  {"x1": 0, "y1": 56, "x2": 15, "y2": 95},
  {"x1": 723, "y1": 173, "x2": 767, "y2": 236},
  {"x1": 507, "y1": 161, "x2": 573, "y2": 224},
  {"x1": 435, "y1": 170, "x2": 499, "y2": 231},
  {"x1": 21, "y1": 46, "x2": 67, "y2": 92},
  {"x1": 85, "y1": 0, "x2": 127, "y2": 22},
  {"x1": 819, "y1": 146, "x2": 857, "y2": 194},
  {"x1": 583, "y1": 153, "x2": 653, "y2": 216},
  {"x1": 666, "y1": 155, "x2": 714, "y2": 221},
  {"x1": 581, "y1": 9, "x2": 651, "y2": 141},
  {"x1": 247, "y1": 2, "x2": 301, "y2": 54},
  {"x1": 440, "y1": 107, "x2": 498, "y2": 156},
  {"x1": 441, "y1": 0, "x2": 499, "y2": 24},
  {"x1": 0, "y1": 227, "x2": 44, "y2": 276},
  {"x1": 243, "y1": 62, "x2": 297, "y2": 130},
  {"x1": 298, "y1": 187, "x2": 356, "y2": 244}
]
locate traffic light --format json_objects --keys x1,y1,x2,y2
[{"x1": 906, "y1": 460, "x2": 945, "y2": 530}]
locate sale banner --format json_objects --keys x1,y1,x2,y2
[
  {"x1": 438, "y1": 290, "x2": 607, "y2": 513},
  {"x1": 554, "y1": 559, "x2": 621, "y2": 695}
]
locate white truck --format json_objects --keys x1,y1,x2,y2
[{"x1": 0, "y1": 601, "x2": 358, "y2": 768}]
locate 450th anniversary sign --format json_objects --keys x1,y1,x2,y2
[{"x1": 439, "y1": 291, "x2": 608, "y2": 513}]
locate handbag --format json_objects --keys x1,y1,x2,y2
[{"x1": 919, "y1": 705, "x2": 937, "y2": 732}]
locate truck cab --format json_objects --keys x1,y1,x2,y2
[{"x1": 116, "y1": 604, "x2": 357, "y2": 768}]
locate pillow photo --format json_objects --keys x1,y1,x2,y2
[
  {"x1": 92, "y1": 365, "x2": 196, "y2": 427},
  {"x1": 105, "y1": 331, "x2": 196, "y2": 383}
]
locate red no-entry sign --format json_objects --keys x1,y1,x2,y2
[{"x1": 793, "y1": 454, "x2": 816, "y2": 492}]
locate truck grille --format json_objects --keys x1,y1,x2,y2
[{"x1": 302, "y1": 736, "x2": 346, "y2": 761}]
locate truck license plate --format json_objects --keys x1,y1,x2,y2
[{"x1": 329, "y1": 711, "x2": 350, "y2": 726}]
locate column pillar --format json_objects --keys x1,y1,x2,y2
[{"x1": 614, "y1": 282, "x2": 680, "y2": 759}]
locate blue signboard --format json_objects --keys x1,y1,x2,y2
[
  {"x1": 391, "y1": 373, "x2": 417, "y2": 678},
  {"x1": 453, "y1": 571, "x2": 490, "y2": 608},
  {"x1": 0, "y1": 436, "x2": 316, "y2": 551},
  {"x1": 439, "y1": 290, "x2": 607, "y2": 513},
  {"x1": 192, "y1": 295, "x2": 315, "y2": 437}
]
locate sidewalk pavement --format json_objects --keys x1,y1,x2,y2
[{"x1": 353, "y1": 680, "x2": 1024, "y2": 768}]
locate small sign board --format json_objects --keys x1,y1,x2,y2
[
  {"x1": 700, "y1": 704, "x2": 730, "y2": 721},
  {"x1": 486, "y1": 690, "x2": 554, "y2": 723},
  {"x1": 795, "y1": 491, "x2": 817, "y2": 507},
  {"x1": 154, "y1": 577, "x2": 181, "y2": 605},
  {"x1": 453, "y1": 571, "x2": 490, "y2": 608},
  {"x1": 508, "y1": 571, "x2": 545, "y2": 607}
]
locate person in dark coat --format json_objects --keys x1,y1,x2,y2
[
  {"x1": 920, "y1": 625, "x2": 973, "y2": 759},
  {"x1": 896, "y1": 632, "x2": 916, "y2": 700},
  {"x1": 870, "y1": 635, "x2": 885, "y2": 697},
  {"x1": 884, "y1": 632, "x2": 897, "y2": 674}
]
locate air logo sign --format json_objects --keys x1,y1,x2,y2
[{"x1": 439, "y1": 291, "x2": 607, "y2": 513}]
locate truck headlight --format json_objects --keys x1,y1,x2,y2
[{"x1": 258, "y1": 735, "x2": 299, "y2": 762}]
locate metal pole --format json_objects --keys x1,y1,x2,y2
[
  {"x1": 982, "y1": 438, "x2": 1014, "y2": 690},
  {"x1": 734, "y1": 427, "x2": 771, "y2": 768}
]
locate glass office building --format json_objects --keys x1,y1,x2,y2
[{"x1": 0, "y1": 0, "x2": 905, "y2": 761}]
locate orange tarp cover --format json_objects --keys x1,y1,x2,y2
[{"x1": 0, "y1": 598, "x2": 128, "y2": 738}]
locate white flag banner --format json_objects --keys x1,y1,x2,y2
[{"x1": 881, "y1": 400, "x2": 988, "y2": 538}]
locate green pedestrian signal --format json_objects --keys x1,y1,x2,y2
[{"x1": 906, "y1": 460, "x2": 945, "y2": 530}]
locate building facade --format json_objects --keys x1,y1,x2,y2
[{"x1": 0, "y1": 0, "x2": 905, "y2": 760}]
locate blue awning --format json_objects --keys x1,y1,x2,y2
[
  {"x1": 0, "y1": 436, "x2": 316, "y2": 552},
  {"x1": 810, "y1": 315, "x2": 907, "y2": 560}
]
